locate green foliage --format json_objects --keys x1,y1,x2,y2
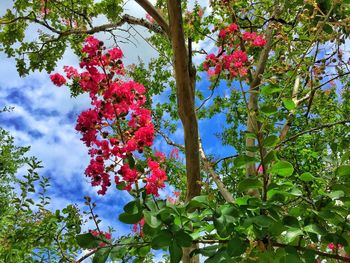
[
  {"x1": 0, "y1": 127, "x2": 82, "y2": 262},
  {"x1": 2, "y1": 0, "x2": 350, "y2": 262}
]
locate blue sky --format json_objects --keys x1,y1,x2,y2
[
  {"x1": 2, "y1": 1, "x2": 350, "y2": 262},
  {"x1": 0, "y1": 0, "x2": 236, "y2": 260}
]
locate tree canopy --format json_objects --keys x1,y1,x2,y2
[{"x1": 1, "y1": 0, "x2": 350, "y2": 262}]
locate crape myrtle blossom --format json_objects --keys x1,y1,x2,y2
[
  {"x1": 203, "y1": 23, "x2": 266, "y2": 79},
  {"x1": 51, "y1": 36, "x2": 167, "y2": 196},
  {"x1": 50, "y1": 73, "x2": 66, "y2": 86},
  {"x1": 89, "y1": 230, "x2": 112, "y2": 248}
]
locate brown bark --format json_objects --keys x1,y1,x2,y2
[
  {"x1": 166, "y1": 0, "x2": 201, "y2": 202},
  {"x1": 135, "y1": 0, "x2": 170, "y2": 35},
  {"x1": 167, "y1": 1, "x2": 201, "y2": 262}
]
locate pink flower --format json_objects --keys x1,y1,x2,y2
[
  {"x1": 56, "y1": 37, "x2": 167, "y2": 196},
  {"x1": 227, "y1": 23, "x2": 238, "y2": 33},
  {"x1": 145, "y1": 14, "x2": 154, "y2": 23},
  {"x1": 104, "y1": 232, "x2": 112, "y2": 240},
  {"x1": 50, "y1": 73, "x2": 66, "y2": 86},
  {"x1": 132, "y1": 218, "x2": 145, "y2": 237},
  {"x1": 327, "y1": 243, "x2": 336, "y2": 250},
  {"x1": 155, "y1": 151, "x2": 166, "y2": 162},
  {"x1": 170, "y1": 147, "x2": 179, "y2": 159},
  {"x1": 108, "y1": 48, "x2": 123, "y2": 60},
  {"x1": 198, "y1": 8, "x2": 203, "y2": 18},
  {"x1": 242, "y1": 32, "x2": 257, "y2": 41},
  {"x1": 252, "y1": 35, "x2": 266, "y2": 47},
  {"x1": 63, "y1": 66, "x2": 79, "y2": 79},
  {"x1": 218, "y1": 29, "x2": 227, "y2": 39}
]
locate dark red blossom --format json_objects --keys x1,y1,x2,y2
[{"x1": 50, "y1": 73, "x2": 66, "y2": 86}]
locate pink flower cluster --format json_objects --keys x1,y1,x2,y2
[
  {"x1": 132, "y1": 218, "x2": 145, "y2": 237},
  {"x1": 50, "y1": 36, "x2": 167, "y2": 196},
  {"x1": 218, "y1": 23, "x2": 239, "y2": 39},
  {"x1": 145, "y1": 153, "x2": 167, "y2": 195},
  {"x1": 89, "y1": 230, "x2": 112, "y2": 247},
  {"x1": 203, "y1": 50, "x2": 248, "y2": 78},
  {"x1": 327, "y1": 243, "x2": 343, "y2": 250},
  {"x1": 50, "y1": 73, "x2": 66, "y2": 86},
  {"x1": 203, "y1": 24, "x2": 266, "y2": 79},
  {"x1": 167, "y1": 191, "x2": 181, "y2": 204},
  {"x1": 242, "y1": 32, "x2": 267, "y2": 47}
]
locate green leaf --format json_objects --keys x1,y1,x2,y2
[
  {"x1": 110, "y1": 246, "x2": 127, "y2": 261},
  {"x1": 214, "y1": 215, "x2": 232, "y2": 238},
  {"x1": 187, "y1": 195, "x2": 209, "y2": 209},
  {"x1": 279, "y1": 253, "x2": 303, "y2": 263},
  {"x1": 76, "y1": 233, "x2": 100, "y2": 249},
  {"x1": 138, "y1": 245, "x2": 151, "y2": 257},
  {"x1": 303, "y1": 249, "x2": 316, "y2": 263},
  {"x1": 116, "y1": 181, "x2": 127, "y2": 190},
  {"x1": 245, "y1": 132, "x2": 257, "y2": 139},
  {"x1": 234, "y1": 155, "x2": 257, "y2": 167},
  {"x1": 192, "y1": 245, "x2": 219, "y2": 257},
  {"x1": 151, "y1": 230, "x2": 173, "y2": 249},
  {"x1": 144, "y1": 210, "x2": 161, "y2": 228},
  {"x1": 336, "y1": 165, "x2": 350, "y2": 177},
  {"x1": 124, "y1": 199, "x2": 140, "y2": 214},
  {"x1": 299, "y1": 172, "x2": 314, "y2": 182},
  {"x1": 282, "y1": 99, "x2": 296, "y2": 110},
  {"x1": 119, "y1": 212, "x2": 143, "y2": 224},
  {"x1": 284, "y1": 228, "x2": 303, "y2": 243},
  {"x1": 289, "y1": 187, "x2": 303, "y2": 196},
  {"x1": 264, "y1": 135, "x2": 280, "y2": 147},
  {"x1": 261, "y1": 85, "x2": 281, "y2": 95},
  {"x1": 327, "y1": 190, "x2": 344, "y2": 200},
  {"x1": 235, "y1": 196, "x2": 251, "y2": 206},
  {"x1": 270, "y1": 161, "x2": 294, "y2": 177},
  {"x1": 260, "y1": 104, "x2": 278, "y2": 116},
  {"x1": 282, "y1": 216, "x2": 299, "y2": 228},
  {"x1": 252, "y1": 215, "x2": 275, "y2": 228},
  {"x1": 158, "y1": 207, "x2": 175, "y2": 224},
  {"x1": 227, "y1": 237, "x2": 248, "y2": 257},
  {"x1": 323, "y1": 23, "x2": 333, "y2": 34},
  {"x1": 169, "y1": 242, "x2": 183, "y2": 263},
  {"x1": 174, "y1": 230, "x2": 193, "y2": 247},
  {"x1": 238, "y1": 178, "x2": 262, "y2": 192},
  {"x1": 93, "y1": 247, "x2": 111, "y2": 263},
  {"x1": 126, "y1": 154, "x2": 135, "y2": 169},
  {"x1": 204, "y1": 248, "x2": 228, "y2": 263},
  {"x1": 304, "y1": 224, "x2": 326, "y2": 236}
]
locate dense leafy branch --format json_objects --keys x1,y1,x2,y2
[{"x1": 280, "y1": 119, "x2": 350, "y2": 145}]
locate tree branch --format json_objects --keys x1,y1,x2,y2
[
  {"x1": 279, "y1": 75, "x2": 301, "y2": 141},
  {"x1": 155, "y1": 127, "x2": 184, "y2": 150},
  {"x1": 245, "y1": 5, "x2": 283, "y2": 179},
  {"x1": 155, "y1": 125, "x2": 234, "y2": 204},
  {"x1": 1, "y1": 14, "x2": 166, "y2": 36},
  {"x1": 135, "y1": 0, "x2": 170, "y2": 36},
  {"x1": 273, "y1": 242, "x2": 350, "y2": 262},
  {"x1": 279, "y1": 120, "x2": 350, "y2": 145},
  {"x1": 194, "y1": 240, "x2": 350, "y2": 261},
  {"x1": 199, "y1": 140, "x2": 235, "y2": 203}
]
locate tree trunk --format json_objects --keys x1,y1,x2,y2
[{"x1": 167, "y1": 1, "x2": 201, "y2": 262}]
